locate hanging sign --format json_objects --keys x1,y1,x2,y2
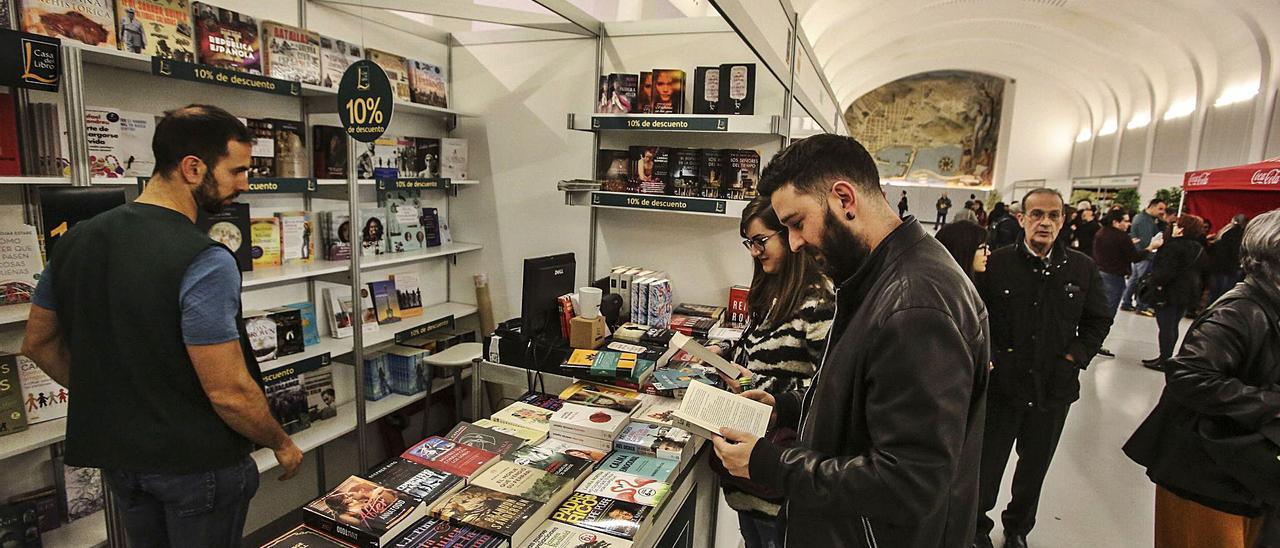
[
  {"x1": 592, "y1": 116, "x2": 728, "y2": 132},
  {"x1": 152, "y1": 58, "x2": 301, "y2": 96},
  {"x1": 591, "y1": 192, "x2": 729, "y2": 215},
  {"x1": 0, "y1": 29, "x2": 60, "y2": 91},
  {"x1": 338, "y1": 60, "x2": 394, "y2": 143}
]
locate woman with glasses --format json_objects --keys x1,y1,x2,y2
[
  {"x1": 713, "y1": 196, "x2": 833, "y2": 548},
  {"x1": 935, "y1": 220, "x2": 990, "y2": 280}
]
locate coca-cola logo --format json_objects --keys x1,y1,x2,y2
[
  {"x1": 1251, "y1": 169, "x2": 1280, "y2": 185},
  {"x1": 1187, "y1": 172, "x2": 1212, "y2": 186}
]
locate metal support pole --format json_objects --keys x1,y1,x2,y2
[
  {"x1": 783, "y1": 10, "x2": 799, "y2": 145},
  {"x1": 587, "y1": 31, "x2": 604, "y2": 281},
  {"x1": 61, "y1": 46, "x2": 90, "y2": 186},
  {"x1": 452, "y1": 366, "x2": 466, "y2": 423},
  {"x1": 315, "y1": 445, "x2": 327, "y2": 495},
  {"x1": 419, "y1": 364, "x2": 435, "y2": 441},
  {"x1": 347, "y1": 136, "x2": 369, "y2": 472}
]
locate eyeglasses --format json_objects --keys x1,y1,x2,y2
[
  {"x1": 1026, "y1": 209, "x2": 1064, "y2": 222},
  {"x1": 742, "y1": 230, "x2": 783, "y2": 252}
]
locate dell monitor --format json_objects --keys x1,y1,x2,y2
[{"x1": 521, "y1": 252, "x2": 576, "y2": 341}]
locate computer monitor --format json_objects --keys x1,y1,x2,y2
[{"x1": 520, "y1": 252, "x2": 576, "y2": 341}]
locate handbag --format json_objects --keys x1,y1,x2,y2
[
  {"x1": 1195, "y1": 415, "x2": 1280, "y2": 504},
  {"x1": 1136, "y1": 271, "x2": 1168, "y2": 306}
]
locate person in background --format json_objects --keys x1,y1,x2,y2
[
  {"x1": 988, "y1": 202, "x2": 1021, "y2": 250},
  {"x1": 937, "y1": 220, "x2": 991, "y2": 280},
  {"x1": 1072, "y1": 207, "x2": 1101, "y2": 258},
  {"x1": 20, "y1": 105, "x2": 303, "y2": 547},
  {"x1": 713, "y1": 134, "x2": 989, "y2": 547},
  {"x1": 714, "y1": 197, "x2": 835, "y2": 548},
  {"x1": 1056, "y1": 204, "x2": 1078, "y2": 251},
  {"x1": 1142, "y1": 215, "x2": 1209, "y2": 371},
  {"x1": 972, "y1": 200, "x2": 989, "y2": 227},
  {"x1": 1122, "y1": 199, "x2": 1169, "y2": 315},
  {"x1": 1206, "y1": 213, "x2": 1248, "y2": 304},
  {"x1": 898, "y1": 190, "x2": 910, "y2": 219},
  {"x1": 953, "y1": 206, "x2": 980, "y2": 226},
  {"x1": 975, "y1": 189, "x2": 1113, "y2": 548},
  {"x1": 937, "y1": 192, "x2": 953, "y2": 228},
  {"x1": 1123, "y1": 208, "x2": 1280, "y2": 548},
  {"x1": 1092, "y1": 210, "x2": 1163, "y2": 358}
]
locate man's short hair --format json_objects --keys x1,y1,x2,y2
[
  {"x1": 1147, "y1": 198, "x2": 1166, "y2": 209},
  {"x1": 152, "y1": 104, "x2": 253, "y2": 177},
  {"x1": 1103, "y1": 210, "x2": 1128, "y2": 228},
  {"x1": 1020, "y1": 188, "x2": 1065, "y2": 213},
  {"x1": 757, "y1": 134, "x2": 881, "y2": 198}
]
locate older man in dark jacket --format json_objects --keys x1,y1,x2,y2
[
  {"x1": 713, "y1": 135, "x2": 989, "y2": 548},
  {"x1": 974, "y1": 188, "x2": 1113, "y2": 548}
]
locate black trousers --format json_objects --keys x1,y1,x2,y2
[{"x1": 976, "y1": 393, "x2": 1071, "y2": 537}]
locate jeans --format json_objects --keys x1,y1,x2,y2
[
  {"x1": 1100, "y1": 272, "x2": 1127, "y2": 315},
  {"x1": 1122, "y1": 258, "x2": 1154, "y2": 309},
  {"x1": 739, "y1": 512, "x2": 782, "y2": 548},
  {"x1": 102, "y1": 456, "x2": 259, "y2": 548},
  {"x1": 1154, "y1": 305, "x2": 1187, "y2": 360},
  {"x1": 936, "y1": 211, "x2": 948, "y2": 227},
  {"x1": 1207, "y1": 270, "x2": 1242, "y2": 306}
]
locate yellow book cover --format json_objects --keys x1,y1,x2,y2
[{"x1": 250, "y1": 217, "x2": 281, "y2": 268}]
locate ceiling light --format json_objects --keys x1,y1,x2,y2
[
  {"x1": 1126, "y1": 112, "x2": 1150, "y2": 130},
  {"x1": 1215, "y1": 84, "x2": 1259, "y2": 107},
  {"x1": 1075, "y1": 128, "x2": 1093, "y2": 143},
  {"x1": 1098, "y1": 120, "x2": 1117, "y2": 136},
  {"x1": 1164, "y1": 98, "x2": 1196, "y2": 120}
]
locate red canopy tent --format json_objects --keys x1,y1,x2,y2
[{"x1": 1182, "y1": 159, "x2": 1280, "y2": 229}]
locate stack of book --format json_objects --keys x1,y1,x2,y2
[
  {"x1": 613, "y1": 423, "x2": 695, "y2": 467},
  {"x1": 548, "y1": 402, "x2": 631, "y2": 453}
]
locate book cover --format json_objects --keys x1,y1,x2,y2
[
  {"x1": 84, "y1": 107, "x2": 156, "y2": 179},
  {"x1": 595, "y1": 75, "x2": 607, "y2": 113},
  {"x1": 408, "y1": 59, "x2": 448, "y2": 108},
  {"x1": 596, "y1": 149, "x2": 629, "y2": 193},
  {"x1": 361, "y1": 137, "x2": 398, "y2": 180},
  {"x1": 518, "y1": 391, "x2": 565, "y2": 412},
  {"x1": 631, "y1": 395, "x2": 678, "y2": 428},
  {"x1": 297, "y1": 356, "x2": 337, "y2": 421},
  {"x1": 473, "y1": 419, "x2": 547, "y2": 446},
  {"x1": 559, "y1": 382, "x2": 640, "y2": 413},
  {"x1": 19, "y1": 0, "x2": 116, "y2": 47},
  {"x1": 534, "y1": 438, "x2": 607, "y2": 463},
  {"x1": 250, "y1": 217, "x2": 282, "y2": 268},
  {"x1": 0, "y1": 94, "x2": 21, "y2": 176},
  {"x1": 561, "y1": 350, "x2": 636, "y2": 380},
  {"x1": 503, "y1": 445, "x2": 593, "y2": 481},
  {"x1": 283, "y1": 302, "x2": 321, "y2": 347},
  {"x1": 117, "y1": 0, "x2": 195, "y2": 61},
  {"x1": 364, "y1": 352, "x2": 390, "y2": 401},
  {"x1": 604, "y1": 73, "x2": 637, "y2": 114},
  {"x1": 262, "y1": 362, "x2": 312, "y2": 434},
  {"x1": 0, "y1": 355, "x2": 29, "y2": 437},
  {"x1": 193, "y1": 1, "x2": 261, "y2": 74},
  {"x1": 390, "y1": 273, "x2": 423, "y2": 318},
  {"x1": 420, "y1": 207, "x2": 442, "y2": 247},
  {"x1": 447, "y1": 422, "x2": 524, "y2": 456},
  {"x1": 262, "y1": 21, "x2": 321, "y2": 85},
  {"x1": 63, "y1": 465, "x2": 103, "y2": 521},
  {"x1": 304, "y1": 476, "x2": 426, "y2": 548},
  {"x1": 524, "y1": 521, "x2": 634, "y2": 548},
  {"x1": 319, "y1": 35, "x2": 362, "y2": 89},
  {"x1": 412, "y1": 137, "x2": 440, "y2": 178},
  {"x1": 260, "y1": 524, "x2": 353, "y2": 548},
  {"x1": 16, "y1": 355, "x2": 66, "y2": 424},
  {"x1": 244, "y1": 311, "x2": 278, "y2": 363},
  {"x1": 365, "y1": 458, "x2": 464, "y2": 505},
  {"x1": 324, "y1": 286, "x2": 354, "y2": 339},
  {"x1": 321, "y1": 211, "x2": 352, "y2": 261},
  {"x1": 0, "y1": 502, "x2": 41, "y2": 546},
  {"x1": 718, "y1": 63, "x2": 756, "y2": 115},
  {"x1": 313, "y1": 125, "x2": 348, "y2": 179},
  {"x1": 368, "y1": 279, "x2": 402, "y2": 325},
  {"x1": 8, "y1": 487, "x2": 61, "y2": 533},
  {"x1": 358, "y1": 285, "x2": 378, "y2": 331},
  {"x1": 723, "y1": 149, "x2": 760, "y2": 200},
  {"x1": 432, "y1": 485, "x2": 545, "y2": 544},
  {"x1": 575, "y1": 470, "x2": 670, "y2": 508},
  {"x1": 388, "y1": 516, "x2": 507, "y2": 548},
  {"x1": 728, "y1": 285, "x2": 749, "y2": 325},
  {"x1": 697, "y1": 149, "x2": 723, "y2": 199},
  {"x1": 598, "y1": 452, "x2": 678, "y2": 482},
  {"x1": 635, "y1": 72, "x2": 652, "y2": 113},
  {"x1": 470, "y1": 460, "x2": 573, "y2": 504},
  {"x1": 651, "y1": 69, "x2": 685, "y2": 114},
  {"x1": 266, "y1": 307, "x2": 305, "y2": 357},
  {"x1": 491, "y1": 402, "x2": 554, "y2": 433},
  {"x1": 358, "y1": 208, "x2": 388, "y2": 256},
  {"x1": 669, "y1": 148, "x2": 700, "y2": 197},
  {"x1": 613, "y1": 423, "x2": 689, "y2": 462},
  {"x1": 0, "y1": 224, "x2": 42, "y2": 306},
  {"x1": 246, "y1": 118, "x2": 275, "y2": 177},
  {"x1": 441, "y1": 138, "x2": 467, "y2": 180},
  {"x1": 276, "y1": 211, "x2": 314, "y2": 265},
  {"x1": 628, "y1": 146, "x2": 668, "y2": 195},
  {"x1": 647, "y1": 279, "x2": 672, "y2": 328},
  {"x1": 692, "y1": 66, "x2": 720, "y2": 114},
  {"x1": 549, "y1": 403, "x2": 630, "y2": 442},
  {"x1": 366, "y1": 48, "x2": 411, "y2": 102},
  {"x1": 383, "y1": 346, "x2": 428, "y2": 396},
  {"x1": 384, "y1": 190, "x2": 425, "y2": 253},
  {"x1": 673, "y1": 303, "x2": 724, "y2": 319},
  {"x1": 196, "y1": 202, "x2": 251, "y2": 272},
  {"x1": 551, "y1": 492, "x2": 650, "y2": 541},
  {"x1": 272, "y1": 119, "x2": 308, "y2": 178},
  {"x1": 402, "y1": 436, "x2": 498, "y2": 479}
]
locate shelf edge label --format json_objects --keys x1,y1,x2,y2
[
  {"x1": 151, "y1": 57, "x2": 300, "y2": 97},
  {"x1": 592, "y1": 116, "x2": 728, "y2": 131},
  {"x1": 376, "y1": 178, "x2": 451, "y2": 191},
  {"x1": 591, "y1": 192, "x2": 728, "y2": 214},
  {"x1": 245, "y1": 178, "x2": 317, "y2": 194},
  {"x1": 395, "y1": 315, "x2": 456, "y2": 344}
]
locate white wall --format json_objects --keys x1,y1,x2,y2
[{"x1": 994, "y1": 78, "x2": 1075, "y2": 198}]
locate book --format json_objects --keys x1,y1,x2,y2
[
  {"x1": 412, "y1": 137, "x2": 440, "y2": 178},
  {"x1": 672, "y1": 379, "x2": 770, "y2": 439},
  {"x1": 266, "y1": 307, "x2": 306, "y2": 358},
  {"x1": 534, "y1": 438, "x2": 607, "y2": 463},
  {"x1": 319, "y1": 36, "x2": 362, "y2": 89},
  {"x1": 365, "y1": 458, "x2": 465, "y2": 505},
  {"x1": 193, "y1": 2, "x2": 262, "y2": 74},
  {"x1": 668, "y1": 315, "x2": 718, "y2": 338},
  {"x1": 551, "y1": 492, "x2": 650, "y2": 541},
  {"x1": 283, "y1": 302, "x2": 321, "y2": 347},
  {"x1": 323, "y1": 286, "x2": 363, "y2": 339},
  {"x1": 673, "y1": 303, "x2": 724, "y2": 320},
  {"x1": 597, "y1": 452, "x2": 678, "y2": 482},
  {"x1": 383, "y1": 346, "x2": 429, "y2": 396},
  {"x1": 612, "y1": 423, "x2": 690, "y2": 462},
  {"x1": 402, "y1": 437, "x2": 499, "y2": 479},
  {"x1": 262, "y1": 21, "x2": 321, "y2": 85},
  {"x1": 447, "y1": 422, "x2": 525, "y2": 456},
  {"x1": 473, "y1": 419, "x2": 547, "y2": 446},
  {"x1": 19, "y1": 0, "x2": 116, "y2": 47},
  {"x1": 246, "y1": 118, "x2": 275, "y2": 177},
  {"x1": 605, "y1": 73, "x2": 637, "y2": 114},
  {"x1": 0, "y1": 94, "x2": 21, "y2": 176},
  {"x1": 394, "y1": 137, "x2": 418, "y2": 177},
  {"x1": 595, "y1": 75, "x2": 608, "y2": 113},
  {"x1": 384, "y1": 191, "x2": 426, "y2": 253},
  {"x1": 647, "y1": 279, "x2": 672, "y2": 328},
  {"x1": 635, "y1": 72, "x2": 653, "y2": 113},
  {"x1": 575, "y1": 470, "x2": 670, "y2": 508},
  {"x1": 431, "y1": 485, "x2": 547, "y2": 546},
  {"x1": 8, "y1": 487, "x2": 61, "y2": 533},
  {"x1": 368, "y1": 280, "x2": 403, "y2": 325},
  {"x1": 198, "y1": 202, "x2": 252, "y2": 272},
  {"x1": 629, "y1": 146, "x2": 668, "y2": 195},
  {"x1": 358, "y1": 208, "x2": 388, "y2": 256},
  {"x1": 728, "y1": 285, "x2": 749, "y2": 325},
  {"x1": 116, "y1": 0, "x2": 195, "y2": 61},
  {"x1": 441, "y1": 138, "x2": 468, "y2": 180},
  {"x1": 644, "y1": 367, "x2": 718, "y2": 399},
  {"x1": 0, "y1": 224, "x2": 42, "y2": 306},
  {"x1": 408, "y1": 59, "x2": 448, "y2": 108},
  {"x1": 558, "y1": 382, "x2": 641, "y2": 413},
  {"x1": 420, "y1": 207, "x2": 442, "y2": 247},
  {"x1": 296, "y1": 356, "x2": 337, "y2": 422},
  {"x1": 470, "y1": 460, "x2": 575, "y2": 504},
  {"x1": 503, "y1": 445, "x2": 593, "y2": 482},
  {"x1": 304, "y1": 476, "x2": 427, "y2": 548},
  {"x1": 276, "y1": 211, "x2": 314, "y2": 265},
  {"x1": 259, "y1": 524, "x2": 353, "y2": 548},
  {"x1": 389, "y1": 273, "x2": 423, "y2": 318},
  {"x1": 273, "y1": 119, "x2": 308, "y2": 178},
  {"x1": 548, "y1": 429, "x2": 612, "y2": 454},
  {"x1": 262, "y1": 360, "x2": 312, "y2": 434},
  {"x1": 367, "y1": 48, "x2": 411, "y2": 102},
  {"x1": 62, "y1": 465, "x2": 103, "y2": 521},
  {"x1": 16, "y1": 355, "x2": 66, "y2": 424},
  {"x1": 364, "y1": 352, "x2": 390, "y2": 401},
  {"x1": 631, "y1": 395, "x2": 678, "y2": 427},
  {"x1": 697, "y1": 149, "x2": 724, "y2": 199},
  {"x1": 84, "y1": 107, "x2": 156, "y2": 178},
  {"x1": 596, "y1": 149, "x2": 630, "y2": 193},
  {"x1": 718, "y1": 63, "x2": 756, "y2": 115},
  {"x1": 523, "y1": 521, "x2": 634, "y2": 548},
  {"x1": 0, "y1": 355, "x2": 29, "y2": 437},
  {"x1": 669, "y1": 148, "x2": 700, "y2": 197},
  {"x1": 549, "y1": 403, "x2": 630, "y2": 442},
  {"x1": 651, "y1": 69, "x2": 685, "y2": 114},
  {"x1": 561, "y1": 350, "x2": 636, "y2": 380},
  {"x1": 492, "y1": 402, "x2": 554, "y2": 433},
  {"x1": 321, "y1": 210, "x2": 352, "y2": 261},
  {"x1": 389, "y1": 516, "x2": 507, "y2": 547},
  {"x1": 0, "y1": 502, "x2": 40, "y2": 546},
  {"x1": 313, "y1": 125, "x2": 348, "y2": 178},
  {"x1": 692, "y1": 66, "x2": 720, "y2": 114},
  {"x1": 250, "y1": 217, "x2": 282, "y2": 268},
  {"x1": 666, "y1": 332, "x2": 738, "y2": 379},
  {"x1": 244, "y1": 311, "x2": 279, "y2": 363},
  {"x1": 517, "y1": 391, "x2": 565, "y2": 412},
  {"x1": 724, "y1": 149, "x2": 761, "y2": 200}
]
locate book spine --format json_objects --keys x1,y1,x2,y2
[{"x1": 303, "y1": 511, "x2": 378, "y2": 548}]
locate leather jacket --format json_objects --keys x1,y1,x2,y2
[
  {"x1": 749, "y1": 219, "x2": 990, "y2": 548},
  {"x1": 1124, "y1": 278, "x2": 1280, "y2": 515}
]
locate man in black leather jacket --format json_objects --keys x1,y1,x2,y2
[
  {"x1": 973, "y1": 189, "x2": 1113, "y2": 548},
  {"x1": 713, "y1": 135, "x2": 990, "y2": 548}
]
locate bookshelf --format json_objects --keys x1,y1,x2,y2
[
  {"x1": 568, "y1": 112, "x2": 782, "y2": 135},
  {"x1": 241, "y1": 242, "x2": 482, "y2": 289},
  {"x1": 41, "y1": 509, "x2": 106, "y2": 547},
  {"x1": 564, "y1": 190, "x2": 750, "y2": 219},
  {"x1": 0, "y1": 304, "x2": 31, "y2": 327}
]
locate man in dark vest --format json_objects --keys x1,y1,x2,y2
[{"x1": 22, "y1": 105, "x2": 303, "y2": 547}]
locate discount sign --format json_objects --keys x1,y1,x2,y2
[{"x1": 338, "y1": 60, "x2": 394, "y2": 143}]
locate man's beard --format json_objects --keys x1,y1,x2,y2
[
  {"x1": 816, "y1": 207, "x2": 871, "y2": 284},
  {"x1": 192, "y1": 170, "x2": 235, "y2": 214}
]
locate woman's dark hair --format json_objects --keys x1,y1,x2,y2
[
  {"x1": 1173, "y1": 214, "x2": 1206, "y2": 240},
  {"x1": 935, "y1": 220, "x2": 987, "y2": 279},
  {"x1": 1103, "y1": 209, "x2": 1128, "y2": 228},
  {"x1": 990, "y1": 202, "x2": 1008, "y2": 221},
  {"x1": 740, "y1": 197, "x2": 826, "y2": 327},
  {"x1": 152, "y1": 104, "x2": 253, "y2": 177},
  {"x1": 363, "y1": 218, "x2": 383, "y2": 241}
]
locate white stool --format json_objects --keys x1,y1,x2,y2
[{"x1": 420, "y1": 342, "x2": 482, "y2": 439}]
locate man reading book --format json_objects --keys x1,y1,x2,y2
[
  {"x1": 22, "y1": 105, "x2": 303, "y2": 547},
  {"x1": 712, "y1": 134, "x2": 989, "y2": 548}
]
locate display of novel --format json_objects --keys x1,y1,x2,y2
[
  {"x1": 357, "y1": 137, "x2": 398, "y2": 180},
  {"x1": 0, "y1": 224, "x2": 41, "y2": 306},
  {"x1": 196, "y1": 202, "x2": 251, "y2": 272},
  {"x1": 420, "y1": 207, "x2": 443, "y2": 247},
  {"x1": 635, "y1": 72, "x2": 653, "y2": 113},
  {"x1": 402, "y1": 436, "x2": 499, "y2": 479},
  {"x1": 559, "y1": 381, "x2": 641, "y2": 413},
  {"x1": 692, "y1": 66, "x2": 721, "y2": 114},
  {"x1": 575, "y1": 470, "x2": 670, "y2": 508},
  {"x1": 273, "y1": 119, "x2": 308, "y2": 178},
  {"x1": 250, "y1": 217, "x2": 282, "y2": 268},
  {"x1": 723, "y1": 149, "x2": 760, "y2": 200},
  {"x1": 389, "y1": 516, "x2": 507, "y2": 548},
  {"x1": 313, "y1": 125, "x2": 348, "y2": 178},
  {"x1": 697, "y1": 149, "x2": 723, "y2": 199},
  {"x1": 365, "y1": 458, "x2": 465, "y2": 505},
  {"x1": 62, "y1": 465, "x2": 103, "y2": 522},
  {"x1": 358, "y1": 207, "x2": 388, "y2": 256},
  {"x1": 368, "y1": 279, "x2": 402, "y2": 325},
  {"x1": 320, "y1": 210, "x2": 351, "y2": 261},
  {"x1": 319, "y1": 36, "x2": 362, "y2": 88},
  {"x1": 718, "y1": 63, "x2": 756, "y2": 115},
  {"x1": 596, "y1": 149, "x2": 629, "y2": 193},
  {"x1": 262, "y1": 361, "x2": 311, "y2": 433},
  {"x1": 668, "y1": 148, "x2": 700, "y2": 197},
  {"x1": 17, "y1": 355, "x2": 67, "y2": 424},
  {"x1": 598, "y1": 451, "x2": 678, "y2": 482},
  {"x1": 0, "y1": 355, "x2": 29, "y2": 437},
  {"x1": 117, "y1": 0, "x2": 195, "y2": 60},
  {"x1": 383, "y1": 346, "x2": 428, "y2": 396},
  {"x1": 603, "y1": 73, "x2": 637, "y2": 114},
  {"x1": 448, "y1": 422, "x2": 525, "y2": 457},
  {"x1": 390, "y1": 273, "x2": 423, "y2": 318},
  {"x1": 411, "y1": 137, "x2": 440, "y2": 178},
  {"x1": 441, "y1": 138, "x2": 468, "y2": 180},
  {"x1": 524, "y1": 521, "x2": 634, "y2": 548},
  {"x1": 193, "y1": 2, "x2": 262, "y2": 74},
  {"x1": 264, "y1": 307, "x2": 306, "y2": 357},
  {"x1": 363, "y1": 351, "x2": 390, "y2": 401},
  {"x1": 384, "y1": 191, "x2": 425, "y2": 253},
  {"x1": 260, "y1": 524, "x2": 353, "y2": 548},
  {"x1": 20, "y1": 0, "x2": 117, "y2": 47},
  {"x1": 84, "y1": 107, "x2": 156, "y2": 179},
  {"x1": 431, "y1": 485, "x2": 547, "y2": 545},
  {"x1": 504, "y1": 445, "x2": 593, "y2": 482},
  {"x1": 408, "y1": 59, "x2": 448, "y2": 108},
  {"x1": 550, "y1": 403, "x2": 630, "y2": 442},
  {"x1": 551, "y1": 492, "x2": 650, "y2": 541},
  {"x1": 474, "y1": 419, "x2": 547, "y2": 446},
  {"x1": 304, "y1": 475, "x2": 427, "y2": 548},
  {"x1": 629, "y1": 146, "x2": 668, "y2": 194},
  {"x1": 561, "y1": 350, "x2": 636, "y2": 380},
  {"x1": 283, "y1": 302, "x2": 321, "y2": 347},
  {"x1": 275, "y1": 211, "x2": 313, "y2": 265},
  {"x1": 262, "y1": 21, "x2": 321, "y2": 85},
  {"x1": 535, "y1": 438, "x2": 607, "y2": 463},
  {"x1": 491, "y1": 402, "x2": 554, "y2": 433},
  {"x1": 650, "y1": 69, "x2": 685, "y2": 114},
  {"x1": 323, "y1": 285, "x2": 378, "y2": 339},
  {"x1": 246, "y1": 118, "x2": 275, "y2": 177},
  {"x1": 244, "y1": 311, "x2": 279, "y2": 363},
  {"x1": 613, "y1": 423, "x2": 690, "y2": 462},
  {"x1": 367, "y1": 48, "x2": 411, "y2": 102},
  {"x1": 631, "y1": 395, "x2": 678, "y2": 427},
  {"x1": 470, "y1": 460, "x2": 575, "y2": 504}
]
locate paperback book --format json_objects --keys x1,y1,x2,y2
[
  {"x1": 402, "y1": 437, "x2": 498, "y2": 479},
  {"x1": 575, "y1": 470, "x2": 670, "y2": 508},
  {"x1": 364, "y1": 351, "x2": 390, "y2": 401},
  {"x1": 366, "y1": 48, "x2": 411, "y2": 102},
  {"x1": 723, "y1": 149, "x2": 761, "y2": 200},
  {"x1": 549, "y1": 403, "x2": 630, "y2": 443},
  {"x1": 613, "y1": 423, "x2": 690, "y2": 462},
  {"x1": 247, "y1": 118, "x2": 275, "y2": 177},
  {"x1": 420, "y1": 207, "x2": 441, "y2": 247},
  {"x1": 597, "y1": 451, "x2": 678, "y2": 482},
  {"x1": 319, "y1": 36, "x2": 362, "y2": 89},
  {"x1": 503, "y1": 445, "x2": 593, "y2": 482},
  {"x1": 250, "y1": 217, "x2": 282, "y2": 269},
  {"x1": 193, "y1": 2, "x2": 262, "y2": 74},
  {"x1": 198, "y1": 202, "x2": 251, "y2": 272},
  {"x1": 473, "y1": 419, "x2": 546, "y2": 446},
  {"x1": 358, "y1": 207, "x2": 388, "y2": 256},
  {"x1": 244, "y1": 312, "x2": 279, "y2": 363},
  {"x1": 19, "y1": 0, "x2": 116, "y2": 47},
  {"x1": 391, "y1": 273, "x2": 423, "y2": 318},
  {"x1": 431, "y1": 485, "x2": 547, "y2": 546},
  {"x1": 388, "y1": 516, "x2": 507, "y2": 548},
  {"x1": 84, "y1": 107, "x2": 156, "y2": 179},
  {"x1": 718, "y1": 63, "x2": 756, "y2": 115},
  {"x1": 323, "y1": 285, "x2": 379, "y2": 339},
  {"x1": 0, "y1": 224, "x2": 41, "y2": 305},
  {"x1": 669, "y1": 148, "x2": 700, "y2": 197},
  {"x1": 630, "y1": 395, "x2": 678, "y2": 427},
  {"x1": 262, "y1": 21, "x2": 321, "y2": 85},
  {"x1": 561, "y1": 350, "x2": 636, "y2": 380},
  {"x1": 447, "y1": 422, "x2": 525, "y2": 456},
  {"x1": 383, "y1": 190, "x2": 426, "y2": 253},
  {"x1": 262, "y1": 360, "x2": 312, "y2": 434},
  {"x1": 534, "y1": 438, "x2": 607, "y2": 464},
  {"x1": 697, "y1": 149, "x2": 724, "y2": 199},
  {"x1": 412, "y1": 137, "x2": 440, "y2": 178},
  {"x1": 470, "y1": 460, "x2": 575, "y2": 504},
  {"x1": 491, "y1": 402, "x2": 554, "y2": 433},
  {"x1": 320, "y1": 210, "x2": 351, "y2": 261},
  {"x1": 0, "y1": 355, "x2": 29, "y2": 437},
  {"x1": 441, "y1": 138, "x2": 468, "y2": 180},
  {"x1": 368, "y1": 280, "x2": 402, "y2": 325},
  {"x1": 524, "y1": 521, "x2": 634, "y2": 548},
  {"x1": 650, "y1": 69, "x2": 685, "y2": 114},
  {"x1": 313, "y1": 125, "x2": 348, "y2": 179},
  {"x1": 629, "y1": 146, "x2": 668, "y2": 195},
  {"x1": 603, "y1": 73, "x2": 637, "y2": 114},
  {"x1": 692, "y1": 66, "x2": 720, "y2": 114},
  {"x1": 558, "y1": 381, "x2": 641, "y2": 413},
  {"x1": 276, "y1": 211, "x2": 314, "y2": 265},
  {"x1": 259, "y1": 524, "x2": 352, "y2": 548},
  {"x1": 517, "y1": 391, "x2": 565, "y2": 412},
  {"x1": 408, "y1": 59, "x2": 448, "y2": 108},
  {"x1": 265, "y1": 306, "x2": 305, "y2": 358},
  {"x1": 273, "y1": 119, "x2": 308, "y2": 178},
  {"x1": 365, "y1": 458, "x2": 464, "y2": 505},
  {"x1": 17, "y1": 355, "x2": 67, "y2": 424},
  {"x1": 383, "y1": 346, "x2": 428, "y2": 396},
  {"x1": 116, "y1": 0, "x2": 195, "y2": 61},
  {"x1": 551, "y1": 492, "x2": 650, "y2": 541},
  {"x1": 635, "y1": 72, "x2": 653, "y2": 113},
  {"x1": 283, "y1": 302, "x2": 321, "y2": 347},
  {"x1": 596, "y1": 149, "x2": 629, "y2": 193},
  {"x1": 304, "y1": 476, "x2": 427, "y2": 548}
]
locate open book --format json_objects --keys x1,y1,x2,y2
[
  {"x1": 671, "y1": 380, "x2": 771, "y2": 439},
  {"x1": 663, "y1": 333, "x2": 739, "y2": 379}
]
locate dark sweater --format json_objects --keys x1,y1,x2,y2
[{"x1": 1093, "y1": 225, "x2": 1147, "y2": 276}]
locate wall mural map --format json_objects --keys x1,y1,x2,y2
[{"x1": 846, "y1": 71, "x2": 1004, "y2": 188}]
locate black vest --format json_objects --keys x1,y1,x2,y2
[{"x1": 51, "y1": 202, "x2": 263, "y2": 473}]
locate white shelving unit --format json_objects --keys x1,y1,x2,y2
[
  {"x1": 41, "y1": 509, "x2": 106, "y2": 548},
  {"x1": 0, "y1": 418, "x2": 67, "y2": 462},
  {"x1": 0, "y1": 303, "x2": 31, "y2": 327},
  {"x1": 0, "y1": 176, "x2": 71, "y2": 186},
  {"x1": 241, "y1": 242, "x2": 482, "y2": 289}
]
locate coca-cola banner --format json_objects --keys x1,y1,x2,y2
[
  {"x1": 1183, "y1": 160, "x2": 1280, "y2": 231},
  {"x1": 1183, "y1": 160, "x2": 1280, "y2": 192}
]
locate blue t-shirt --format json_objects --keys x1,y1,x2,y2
[{"x1": 34, "y1": 246, "x2": 241, "y2": 345}]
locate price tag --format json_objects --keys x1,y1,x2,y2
[{"x1": 338, "y1": 60, "x2": 394, "y2": 143}]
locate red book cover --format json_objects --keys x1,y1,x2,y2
[
  {"x1": 558, "y1": 295, "x2": 574, "y2": 339},
  {"x1": 728, "y1": 285, "x2": 749, "y2": 325},
  {"x1": 402, "y1": 436, "x2": 497, "y2": 479},
  {"x1": 0, "y1": 94, "x2": 21, "y2": 176}
]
